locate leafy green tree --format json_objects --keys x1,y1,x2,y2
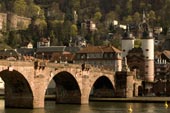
[
  {"x1": 94, "y1": 11, "x2": 102, "y2": 22},
  {"x1": 148, "y1": 10, "x2": 156, "y2": 27},
  {"x1": 133, "y1": 12, "x2": 141, "y2": 24},
  {"x1": 70, "y1": 24, "x2": 78, "y2": 37},
  {"x1": 123, "y1": 15, "x2": 133, "y2": 24},
  {"x1": 126, "y1": 0, "x2": 132, "y2": 14},
  {"x1": 49, "y1": 30, "x2": 58, "y2": 46},
  {"x1": 134, "y1": 39, "x2": 141, "y2": 48},
  {"x1": 71, "y1": 0, "x2": 80, "y2": 10},
  {"x1": 106, "y1": 11, "x2": 118, "y2": 21},
  {"x1": 13, "y1": 0, "x2": 27, "y2": 16},
  {"x1": 33, "y1": 18, "x2": 47, "y2": 37},
  {"x1": 7, "y1": 31, "x2": 22, "y2": 48},
  {"x1": 26, "y1": 3, "x2": 41, "y2": 18}
]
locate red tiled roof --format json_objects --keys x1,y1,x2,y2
[
  {"x1": 163, "y1": 50, "x2": 170, "y2": 59},
  {"x1": 77, "y1": 45, "x2": 121, "y2": 53},
  {"x1": 101, "y1": 46, "x2": 121, "y2": 53},
  {"x1": 77, "y1": 45, "x2": 102, "y2": 53}
]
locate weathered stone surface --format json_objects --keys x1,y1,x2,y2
[{"x1": 0, "y1": 61, "x2": 115, "y2": 108}]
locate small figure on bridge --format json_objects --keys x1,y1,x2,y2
[
  {"x1": 81, "y1": 62, "x2": 90, "y2": 71},
  {"x1": 34, "y1": 60, "x2": 38, "y2": 70},
  {"x1": 39, "y1": 61, "x2": 46, "y2": 70},
  {"x1": 81, "y1": 63, "x2": 85, "y2": 71}
]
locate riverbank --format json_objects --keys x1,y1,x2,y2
[
  {"x1": 45, "y1": 95, "x2": 170, "y2": 103},
  {"x1": 1, "y1": 95, "x2": 170, "y2": 103},
  {"x1": 90, "y1": 97, "x2": 170, "y2": 103}
]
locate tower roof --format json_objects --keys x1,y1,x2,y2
[
  {"x1": 122, "y1": 25, "x2": 134, "y2": 40},
  {"x1": 141, "y1": 11, "x2": 154, "y2": 39}
]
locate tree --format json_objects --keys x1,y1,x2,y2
[
  {"x1": 105, "y1": 11, "x2": 118, "y2": 22},
  {"x1": 70, "y1": 24, "x2": 78, "y2": 37},
  {"x1": 34, "y1": 18, "x2": 47, "y2": 37},
  {"x1": 134, "y1": 39, "x2": 141, "y2": 48},
  {"x1": 94, "y1": 11, "x2": 102, "y2": 22},
  {"x1": 126, "y1": 0, "x2": 132, "y2": 14},
  {"x1": 148, "y1": 10, "x2": 156, "y2": 27},
  {"x1": 7, "y1": 31, "x2": 22, "y2": 48},
  {"x1": 26, "y1": 3, "x2": 41, "y2": 18},
  {"x1": 133, "y1": 12, "x2": 141, "y2": 24},
  {"x1": 49, "y1": 30, "x2": 58, "y2": 46},
  {"x1": 123, "y1": 15, "x2": 133, "y2": 24},
  {"x1": 13, "y1": 0, "x2": 27, "y2": 16}
]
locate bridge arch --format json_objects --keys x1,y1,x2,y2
[
  {"x1": 0, "y1": 69, "x2": 33, "y2": 108},
  {"x1": 46, "y1": 71, "x2": 81, "y2": 104},
  {"x1": 89, "y1": 75, "x2": 115, "y2": 98}
]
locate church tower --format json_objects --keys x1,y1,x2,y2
[{"x1": 121, "y1": 26, "x2": 135, "y2": 58}]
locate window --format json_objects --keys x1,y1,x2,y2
[{"x1": 146, "y1": 49, "x2": 149, "y2": 51}]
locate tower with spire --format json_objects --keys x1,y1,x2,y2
[
  {"x1": 141, "y1": 11, "x2": 155, "y2": 82},
  {"x1": 121, "y1": 25, "x2": 135, "y2": 58}
]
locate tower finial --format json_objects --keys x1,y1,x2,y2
[{"x1": 143, "y1": 10, "x2": 146, "y2": 23}]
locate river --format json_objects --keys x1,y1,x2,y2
[{"x1": 0, "y1": 100, "x2": 170, "y2": 113}]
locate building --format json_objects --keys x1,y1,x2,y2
[
  {"x1": 74, "y1": 45, "x2": 122, "y2": 71},
  {"x1": 0, "y1": 12, "x2": 31, "y2": 31},
  {"x1": 81, "y1": 20, "x2": 97, "y2": 32},
  {"x1": 7, "y1": 13, "x2": 31, "y2": 30},
  {"x1": 121, "y1": 12, "x2": 155, "y2": 95},
  {"x1": 0, "y1": 13, "x2": 7, "y2": 31},
  {"x1": 155, "y1": 50, "x2": 170, "y2": 80}
]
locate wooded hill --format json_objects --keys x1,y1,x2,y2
[{"x1": 0, "y1": 0, "x2": 169, "y2": 49}]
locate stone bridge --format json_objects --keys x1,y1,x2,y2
[{"x1": 0, "y1": 60, "x2": 116, "y2": 108}]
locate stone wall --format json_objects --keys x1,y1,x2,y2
[{"x1": 0, "y1": 12, "x2": 31, "y2": 31}]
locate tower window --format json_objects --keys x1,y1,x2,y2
[
  {"x1": 146, "y1": 49, "x2": 149, "y2": 51},
  {"x1": 123, "y1": 49, "x2": 125, "y2": 52},
  {"x1": 146, "y1": 56, "x2": 149, "y2": 59}
]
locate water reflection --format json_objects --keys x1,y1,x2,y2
[{"x1": 0, "y1": 100, "x2": 170, "y2": 113}]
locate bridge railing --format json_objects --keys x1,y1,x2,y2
[
  {"x1": 0, "y1": 60, "x2": 115, "y2": 74},
  {"x1": 0, "y1": 60, "x2": 33, "y2": 66}
]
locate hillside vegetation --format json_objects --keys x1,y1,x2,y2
[{"x1": 0, "y1": 0, "x2": 170, "y2": 49}]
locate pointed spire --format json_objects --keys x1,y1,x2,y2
[{"x1": 143, "y1": 10, "x2": 146, "y2": 23}]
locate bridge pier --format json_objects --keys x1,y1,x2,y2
[
  {"x1": 80, "y1": 73, "x2": 90, "y2": 104},
  {"x1": 33, "y1": 95, "x2": 44, "y2": 108},
  {"x1": 81, "y1": 95, "x2": 89, "y2": 104}
]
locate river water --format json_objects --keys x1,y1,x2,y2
[{"x1": 0, "y1": 100, "x2": 170, "y2": 113}]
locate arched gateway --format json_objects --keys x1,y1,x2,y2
[{"x1": 0, "y1": 61, "x2": 115, "y2": 108}]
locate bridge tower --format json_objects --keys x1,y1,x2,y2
[
  {"x1": 121, "y1": 25, "x2": 135, "y2": 58},
  {"x1": 141, "y1": 13, "x2": 154, "y2": 82}
]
